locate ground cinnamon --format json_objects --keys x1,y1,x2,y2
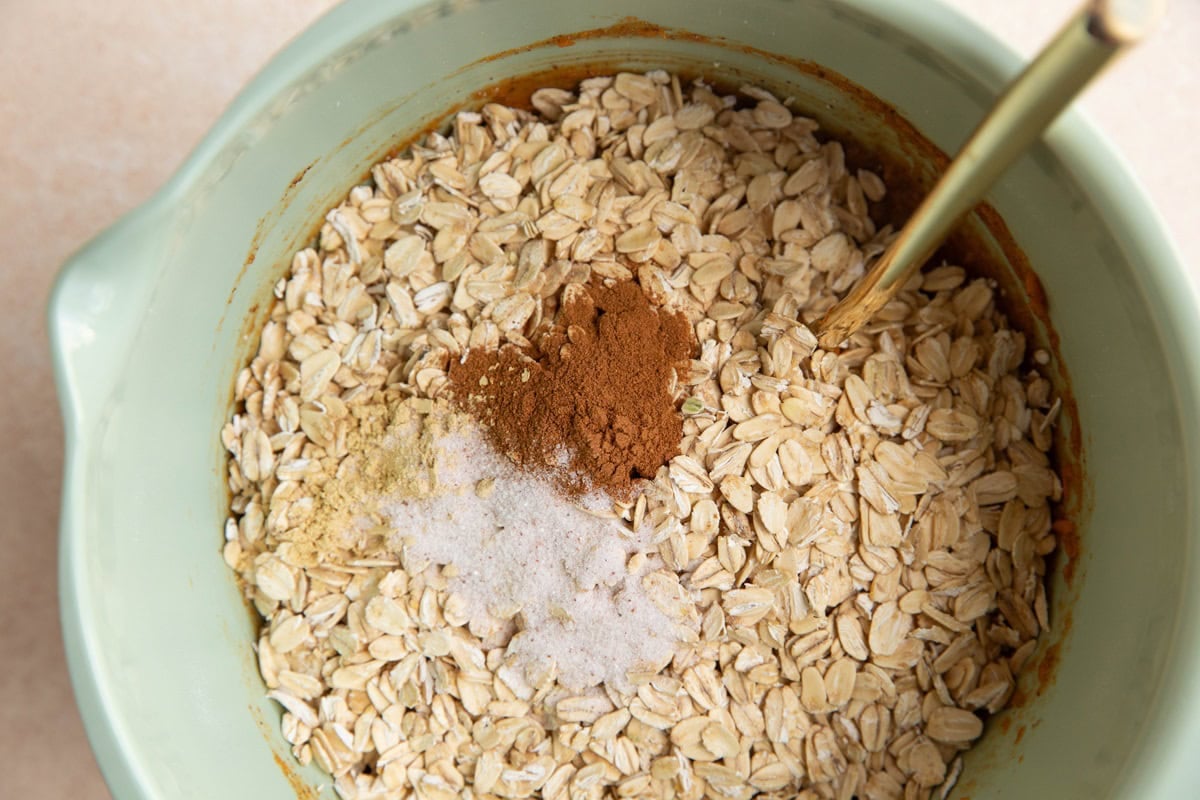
[{"x1": 448, "y1": 279, "x2": 694, "y2": 500}]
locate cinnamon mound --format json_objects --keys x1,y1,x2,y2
[{"x1": 449, "y1": 279, "x2": 694, "y2": 499}]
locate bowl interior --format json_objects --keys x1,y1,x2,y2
[{"x1": 53, "y1": 0, "x2": 1196, "y2": 798}]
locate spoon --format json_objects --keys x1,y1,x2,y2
[{"x1": 813, "y1": 0, "x2": 1164, "y2": 349}]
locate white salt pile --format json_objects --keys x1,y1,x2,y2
[{"x1": 379, "y1": 423, "x2": 692, "y2": 691}]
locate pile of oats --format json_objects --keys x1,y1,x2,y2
[{"x1": 221, "y1": 71, "x2": 1063, "y2": 800}]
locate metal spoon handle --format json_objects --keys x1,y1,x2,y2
[{"x1": 813, "y1": 0, "x2": 1163, "y2": 349}]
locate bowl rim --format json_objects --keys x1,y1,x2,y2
[{"x1": 49, "y1": 0, "x2": 1199, "y2": 797}]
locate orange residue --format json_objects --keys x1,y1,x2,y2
[
  {"x1": 272, "y1": 753, "x2": 319, "y2": 800},
  {"x1": 288, "y1": 158, "x2": 317, "y2": 191},
  {"x1": 1014, "y1": 725, "x2": 1027, "y2": 745},
  {"x1": 1055, "y1": 519, "x2": 1082, "y2": 585},
  {"x1": 477, "y1": 18, "x2": 711, "y2": 62},
  {"x1": 1055, "y1": 607, "x2": 1075, "y2": 645},
  {"x1": 229, "y1": 155, "x2": 320, "y2": 309},
  {"x1": 1037, "y1": 642, "x2": 1062, "y2": 695},
  {"x1": 1010, "y1": 626, "x2": 1069, "y2": 711}
]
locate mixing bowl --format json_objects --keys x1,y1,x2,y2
[{"x1": 50, "y1": 0, "x2": 1200, "y2": 797}]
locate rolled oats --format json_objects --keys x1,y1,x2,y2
[{"x1": 223, "y1": 71, "x2": 1066, "y2": 800}]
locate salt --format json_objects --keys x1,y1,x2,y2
[{"x1": 378, "y1": 423, "x2": 688, "y2": 691}]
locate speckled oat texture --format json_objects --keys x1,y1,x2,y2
[{"x1": 222, "y1": 73, "x2": 1063, "y2": 800}]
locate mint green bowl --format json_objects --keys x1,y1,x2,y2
[{"x1": 50, "y1": 0, "x2": 1200, "y2": 797}]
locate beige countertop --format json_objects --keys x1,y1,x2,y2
[{"x1": 1, "y1": 1, "x2": 1195, "y2": 797}]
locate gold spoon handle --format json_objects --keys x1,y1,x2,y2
[{"x1": 813, "y1": 0, "x2": 1163, "y2": 350}]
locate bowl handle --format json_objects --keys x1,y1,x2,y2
[{"x1": 48, "y1": 203, "x2": 169, "y2": 433}]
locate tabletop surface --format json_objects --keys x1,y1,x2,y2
[{"x1": 1, "y1": 1, "x2": 1195, "y2": 797}]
